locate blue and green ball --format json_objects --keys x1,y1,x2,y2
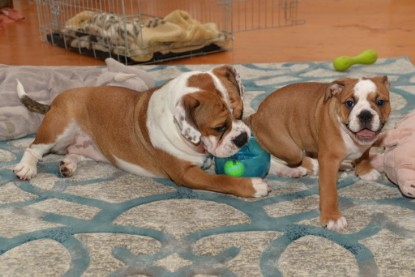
[{"x1": 224, "y1": 160, "x2": 246, "y2": 177}]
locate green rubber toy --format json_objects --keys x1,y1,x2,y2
[
  {"x1": 224, "y1": 160, "x2": 245, "y2": 177},
  {"x1": 333, "y1": 49, "x2": 378, "y2": 71}
]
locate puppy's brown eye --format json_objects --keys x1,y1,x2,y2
[
  {"x1": 376, "y1": 99, "x2": 385, "y2": 106},
  {"x1": 345, "y1": 100, "x2": 355, "y2": 108},
  {"x1": 214, "y1": 125, "x2": 227, "y2": 133}
]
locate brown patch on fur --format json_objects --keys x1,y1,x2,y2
[
  {"x1": 187, "y1": 73, "x2": 218, "y2": 95},
  {"x1": 212, "y1": 65, "x2": 244, "y2": 119},
  {"x1": 354, "y1": 149, "x2": 374, "y2": 176},
  {"x1": 188, "y1": 66, "x2": 244, "y2": 120},
  {"x1": 180, "y1": 91, "x2": 230, "y2": 139}
]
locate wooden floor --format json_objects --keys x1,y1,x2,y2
[{"x1": 1, "y1": 0, "x2": 415, "y2": 66}]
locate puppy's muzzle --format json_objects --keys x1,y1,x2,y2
[
  {"x1": 358, "y1": 110, "x2": 374, "y2": 128},
  {"x1": 232, "y1": 131, "x2": 249, "y2": 148}
]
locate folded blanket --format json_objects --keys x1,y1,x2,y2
[
  {"x1": 0, "y1": 58, "x2": 155, "y2": 141},
  {"x1": 62, "y1": 9, "x2": 228, "y2": 62},
  {"x1": 160, "y1": 10, "x2": 228, "y2": 54}
]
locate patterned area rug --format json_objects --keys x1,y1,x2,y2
[{"x1": 1, "y1": 57, "x2": 415, "y2": 277}]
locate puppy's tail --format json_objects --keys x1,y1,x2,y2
[{"x1": 16, "y1": 79, "x2": 50, "y2": 114}]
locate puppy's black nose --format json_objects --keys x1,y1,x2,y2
[
  {"x1": 358, "y1": 110, "x2": 373, "y2": 124},
  {"x1": 232, "y1": 132, "x2": 248, "y2": 148}
]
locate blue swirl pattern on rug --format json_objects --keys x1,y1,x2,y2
[{"x1": 1, "y1": 57, "x2": 415, "y2": 276}]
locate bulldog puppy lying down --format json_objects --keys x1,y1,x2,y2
[
  {"x1": 13, "y1": 65, "x2": 270, "y2": 198},
  {"x1": 247, "y1": 76, "x2": 391, "y2": 231}
]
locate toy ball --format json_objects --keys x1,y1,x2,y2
[
  {"x1": 333, "y1": 49, "x2": 378, "y2": 71},
  {"x1": 214, "y1": 135, "x2": 270, "y2": 178},
  {"x1": 224, "y1": 160, "x2": 245, "y2": 177}
]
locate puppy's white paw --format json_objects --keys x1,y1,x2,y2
[
  {"x1": 13, "y1": 148, "x2": 41, "y2": 180},
  {"x1": 59, "y1": 154, "x2": 87, "y2": 177},
  {"x1": 269, "y1": 159, "x2": 308, "y2": 178},
  {"x1": 359, "y1": 169, "x2": 381, "y2": 181},
  {"x1": 340, "y1": 160, "x2": 354, "y2": 171},
  {"x1": 13, "y1": 162, "x2": 37, "y2": 180},
  {"x1": 59, "y1": 160, "x2": 77, "y2": 177},
  {"x1": 289, "y1": 167, "x2": 309, "y2": 178},
  {"x1": 307, "y1": 158, "x2": 319, "y2": 175},
  {"x1": 326, "y1": 217, "x2": 348, "y2": 232},
  {"x1": 252, "y1": 178, "x2": 271, "y2": 198}
]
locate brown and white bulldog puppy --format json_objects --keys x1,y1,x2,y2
[
  {"x1": 13, "y1": 65, "x2": 270, "y2": 198},
  {"x1": 247, "y1": 76, "x2": 391, "y2": 231}
]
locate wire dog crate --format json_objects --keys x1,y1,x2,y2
[{"x1": 36, "y1": 0, "x2": 303, "y2": 64}]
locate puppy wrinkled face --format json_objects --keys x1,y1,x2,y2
[
  {"x1": 174, "y1": 66, "x2": 250, "y2": 157},
  {"x1": 336, "y1": 76, "x2": 391, "y2": 144}
]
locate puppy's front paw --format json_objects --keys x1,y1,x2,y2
[
  {"x1": 359, "y1": 168, "x2": 381, "y2": 181},
  {"x1": 269, "y1": 160, "x2": 308, "y2": 178},
  {"x1": 326, "y1": 217, "x2": 348, "y2": 232},
  {"x1": 252, "y1": 178, "x2": 271, "y2": 197},
  {"x1": 13, "y1": 162, "x2": 37, "y2": 180}
]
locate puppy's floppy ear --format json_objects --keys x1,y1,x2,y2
[
  {"x1": 213, "y1": 65, "x2": 245, "y2": 99},
  {"x1": 324, "y1": 80, "x2": 345, "y2": 102},
  {"x1": 174, "y1": 94, "x2": 201, "y2": 144},
  {"x1": 375, "y1": 75, "x2": 390, "y2": 89}
]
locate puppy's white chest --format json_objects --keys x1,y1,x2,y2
[
  {"x1": 340, "y1": 128, "x2": 366, "y2": 160},
  {"x1": 147, "y1": 84, "x2": 209, "y2": 167}
]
